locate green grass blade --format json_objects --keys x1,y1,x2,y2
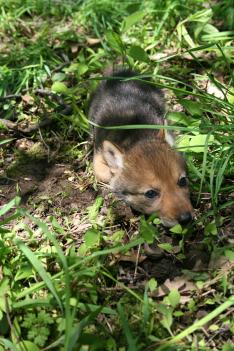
[
  {"x1": 0, "y1": 338, "x2": 18, "y2": 351},
  {"x1": 0, "y1": 197, "x2": 20, "y2": 217},
  {"x1": 117, "y1": 302, "x2": 139, "y2": 351},
  {"x1": 16, "y1": 239, "x2": 63, "y2": 311},
  {"x1": 167, "y1": 296, "x2": 234, "y2": 344}
]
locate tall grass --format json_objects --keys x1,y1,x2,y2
[{"x1": 0, "y1": 0, "x2": 233, "y2": 350}]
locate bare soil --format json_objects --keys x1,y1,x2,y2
[{"x1": 0, "y1": 136, "x2": 214, "y2": 285}]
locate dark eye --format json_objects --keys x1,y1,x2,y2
[
  {"x1": 178, "y1": 177, "x2": 187, "y2": 187},
  {"x1": 144, "y1": 189, "x2": 160, "y2": 199}
]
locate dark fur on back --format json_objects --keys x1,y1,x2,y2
[{"x1": 88, "y1": 70, "x2": 165, "y2": 150}]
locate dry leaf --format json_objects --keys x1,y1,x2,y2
[
  {"x1": 87, "y1": 37, "x2": 102, "y2": 45},
  {"x1": 152, "y1": 275, "x2": 197, "y2": 298},
  {"x1": 71, "y1": 45, "x2": 79, "y2": 53},
  {"x1": 22, "y1": 94, "x2": 34, "y2": 104},
  {"x1": 15, "y1": 138, "x2": 34, "y2": 151},
  {"x1": 117, "y1": 253, "x2": 147, "y2": 263},
  {"x1": 207, "y1": 82, "x2": 225, "y2": 99}
]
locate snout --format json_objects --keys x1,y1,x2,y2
[{"x1": 178, "y1": 211, "x2": 193, "y2": 225}]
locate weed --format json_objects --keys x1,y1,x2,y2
[{"x1": 0, "y1": 0, "x2": 233, "y2": 350}]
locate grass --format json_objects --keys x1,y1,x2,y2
[{"x1": 0, "y1": 0, "x2": 234, "y2": 350}]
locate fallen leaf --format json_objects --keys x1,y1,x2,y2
[
  {"x1": 116, "y1": 253, "x2": 147, "y2": 263},
  {"x1": 87, "y1": 37, "x2": 102, "y2": 45},
  {"x1": 22, "y1": 94, "x2": 34, "y2": 104},
  {"x1": 71, "y1": 45, "x2": 79, "y2": 53},
  {"x1": 15, "y1": 138, "x2": 34, "y2": 151},
  {"x1": 207, "y1": 81, "x2": 225, "y2": 99},
  {"x1": 151, "y1": 275, "x2": 197, "y2": 298}
]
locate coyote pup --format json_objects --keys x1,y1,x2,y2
[{"x1": 88, "y1": 70, "x2": 193, "y2": 227}]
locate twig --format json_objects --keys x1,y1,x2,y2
[
  {"x1": 38, "y1": 128, "x2": 50, "y2": 162},
  {"x1": 0, "y1": 93, "x2": 21, "y2": 101},
  {"x1": 0, "y1": 119, "x2": 17, "y2": 129},
  {"x1": 0, "y1": 118, "x2": 53, "y2": 134},
  {"x1": 5, "y1": 294, "x2": 23, "y2": 347},
  {"x1": 134, "y1": 244, "x2": 141, "y2": 280},
  {"x1": 51, "y1": 61, "x2": 70, "y2": 74},
  {"x1": 0, "y1": 87, "x2": 69, "y2": 106}
]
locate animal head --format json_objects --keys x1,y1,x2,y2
[{"x1": 94, "y1": 135, "x2": 194, "y2": 227}]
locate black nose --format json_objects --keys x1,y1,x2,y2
[{"x1": 178, "y1": 212, "x2": 193, "y2": 225}]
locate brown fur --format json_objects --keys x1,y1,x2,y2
[
  {"x1": 94, "y1": 139, "x2": 193, "y2": 226},
  {"x1": 89, "y1": 70, "x2": 194, "y2": 226}
]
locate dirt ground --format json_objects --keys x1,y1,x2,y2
[{"x1": 1, "y1": 134, "x2": 217, "y2": 289}]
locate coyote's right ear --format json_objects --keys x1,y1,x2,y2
[
  {"x1": 102, "y1": 140, "x2": 124, "y2": 172},
  {"x1": 157, "y1": 126, "x2": 174, "y2": 147}
]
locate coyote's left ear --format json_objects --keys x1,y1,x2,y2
[
  {"x1": 102, "y1": 140, "x2": 124, "y2": 172},
  {"x1": 157, "y1": 125, "x2": 174, "y2": 146}
]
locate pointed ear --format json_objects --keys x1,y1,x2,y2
[
  {"x1": 157, "y1": 128, "x2": 165, "y2": 139},
  {"x1": 158, "y1": 127, "x2": 174, "y2": 147},
  {"x1": 102, "y1": 140, "x2": 124, "y2": 171}
]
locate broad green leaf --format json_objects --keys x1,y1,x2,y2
[
  {"x1": 204, "y1": 222, "x2": 218, "y2": 235},
  {"x1": 168, "y1": 289, "x2": 181, "y2": 308},
  {"x1": 167, "y1": 112, "x2": 191, "y2": 126},
  {"x1": 65, "y1": 63, "x2": 79, "y2": 73},
  {"x1": 128, "y1": 45, "x2": 149, "y2": 63},
  {"x1": 148, "y1": 278, "x2": 157, "y2": 292},
  {"x1": 158, "y1": 243, "x2": 173, "y2": 252},
  {"x1": 106, "y1": 31, "x2": 123, "y2": 53},
  {"x1": 15, "y1": 265, "x2": 34, "y2": 281},
  {"x1": 51, "y1": 81, "x2": 69, "y2": 94},
  {"x1": 78, "y1": 64, "x2": 89, "y2": 75},
  {"x1": 84, "y1": 229, "x2": 100, "y2": 248},
  {"x1": 176, "y1": 134, "x2": 214, "y2": 153},
  {"x1": 65, "y1": 63, "x2": 89, "y2": 76},
  {"x1": 224, "y1": 250, "x2": 234, "y2": 262},
  {"x1": 153, "y1": 217, "x2": 161, "y2": 225},
  {"x1": 160, "y1": 310, "x2": 173, "y2": 333},
  {"x1": 122, "y1": 11, "x2": 145, "y2": 31},
  {"x1": 175, "y1": 135, "x2": 190, "y2": 150},
  {"x1": 52, "y1": 72, "x2": 66, "y2": 82},
  {"x1": 189, "y1": 134, "x2": 214, "y2": 153},
  {"x1": 87, "y1": 196, "x2": 103, "y2": 220},
  {"x1": 78, "y1": 243, "x2": 87, "y2": 256},
  {"x1": 181, "y1": 100, "x2": 202, "y2": 116},
  {"x1": 170, "y1": 224, "x2": 183, "y2": 234},
  {"x1": 209, "y1": 324, "x2": 220, "y2": 331},
  {"x1": 139, "y1": 218, "x2": 156, "y2": 243},
  {"x1": 108, "y1": 230, "x2": 125, "y2": 242}
]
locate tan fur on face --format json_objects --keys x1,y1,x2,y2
[
  {"x1": 94, "y1": 139, "x2": 193, "y2": 225},
  {"x1": 93, "y1": 152, "x2": 112, "y2": 183},
  {"x1": 122, "y1": 141, "x2": 193, "y2": 219}
]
